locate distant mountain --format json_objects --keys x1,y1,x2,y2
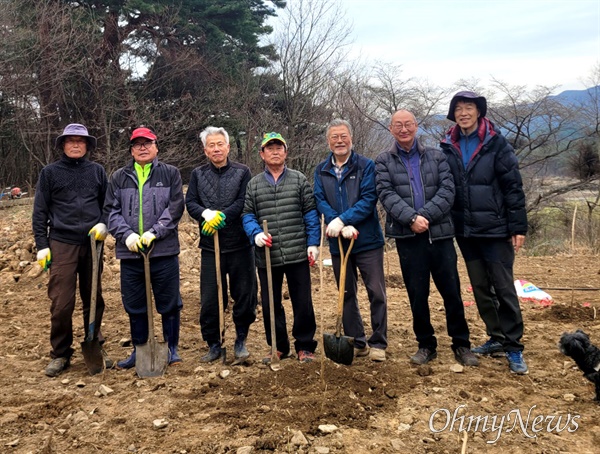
[{"x1": 549, "y1": 85, "x2": 600, "y2": 106}]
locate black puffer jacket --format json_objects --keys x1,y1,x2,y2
[
  {"x1": 440, "y1": 118, "x2": 527, "y2": 238},
  {"x1": 33, "y1": 154, "x2": 107, "y2": 249},
  {"x1": 185, "y1": 160, "x2": 251, "y2": 253},
  {"x1": 375, "y1": 141, "x2": 455, "y2": 240}
]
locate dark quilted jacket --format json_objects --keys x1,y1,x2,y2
[
  {"x1": 440, "y1": 118, "x2": 527, "y2": 238},
  {"x1": 375, "y1": 141, "x2": 455, "y2": 240},
  {"x1": 33, "y1": 154, "x2": 107, "y2": 250},
  {"x1": 242, "y1": 169, "x2": 318, "y2": 268},
  {"x1": 185, "y1": 160, "x2": 252, "y2": 253}
]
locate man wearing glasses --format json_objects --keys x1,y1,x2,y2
[
  {"x1": 313, "y1": 119, "x2": 388, "y2": 362},
  {"x1": 242, "y1": 132, "x2": 320, "y2": 364},
  {"x1": 105, "y1": 127, "x2": 185, "y2": 369},
  {"x1": 375, "y1": 110, "x2": 479, "y2": 368}
]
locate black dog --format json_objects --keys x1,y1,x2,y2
[{"x1": 559, "y1": 330, "x2": 600, "y2": 402}]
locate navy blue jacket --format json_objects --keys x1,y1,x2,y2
[
  {"x1": 314, "y1": 151, "x2": 384, "y2": 255},
  {"x1": 185, "y1": 159, "x2": 252, "y2": 253},
  {"x1": 440, "y1": 118, "x2": 527, "y2": 238}
]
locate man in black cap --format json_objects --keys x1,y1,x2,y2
[
  {"x1": 440, "y1": 91, "x2": 529, "y2": 374},
  {"x1": 105, "y1": 127, "x2": 185, "y2": 370},
  {"x1": 33, "y1": 123, "x2": 112, "y2": 377}
]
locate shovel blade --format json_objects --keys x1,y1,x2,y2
[
  {"x1": 81, "y1": 338, "x2": 104, "y2": 375},
  {"x1": 135, "y1": 338, "x2": 169, "y2": 378},
  {"x1": 323, "y1": 332, "x2": 354, "y2": 365}
]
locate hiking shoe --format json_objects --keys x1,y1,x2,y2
[
  {"x1": 234, "y1": 338, "x2": 250, "y2": 360},
  {"x1": 116, "y1": 349, "x2": 136, "y2": 370},
  {"x1": 102, "y1": 349, "x2": 114, "y2": 369},
  {"x1": 370, "y1": 347, "x2": 386, "y2": 362},
  {"x1": 169, "y1": 346, "x2": 182, "y2": 365},
  {"x1": 454, "y1": 346, "x2": 480, "y2": 367},
  {"x1": 200, "y1": 344, "x2": 222, "y2": 363},
  {"x1": 410, "y1": 348, "x2": 437, "y2": 365},
  {"x1": 45, "y1": 357, "x2": 69, "y2": 377},
  {"x1": 354, "y1": 345, "x2": 370, "y2": 357},
  {"x1": 262, "y1": 350, "x2": 292, "y2": 365},
  {"x1": 298, "y1": 350, "x2": 315, "y2": 363},
  {"x1": 506, "y1": 351, "x2": 529, "y2": 375},
  {"x1": 472, "y1": 338, "x2": 504, "y2": 357}
]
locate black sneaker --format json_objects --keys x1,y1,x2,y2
[
  {"x1": 45, "y1": 357, "x2": 70, "y2": 377},
  {"x1": 410, "y1": 348, "x2": 437, "y2": 365},
  {"x1": 454, "y1": 346, "x2": 480, "y2": 366}
]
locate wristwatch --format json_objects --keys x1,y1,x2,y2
[{"x1": 409, "y1": 214, "x2": 418, "y2": 225}]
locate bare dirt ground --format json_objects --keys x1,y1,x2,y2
[{"x1": 1, "y1": 203, "x2": 600, "y2": 454}]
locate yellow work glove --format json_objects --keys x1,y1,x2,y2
[
  {"x1": 202, "y1": 209, "x2": 226, "y2": 230},
  {"x1": 88, "y1": 223, "x2": 108, "y2": 241},
  {"x1": 37, "y1": 248, "x2": 52, "y2": 271},
  {"x1": 140, "y1": 231, "x2": 156, "y2": 249},
  {"x1": 201, "y1": 221, "x2": 217, "y2": 236}
]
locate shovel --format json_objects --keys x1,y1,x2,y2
[
  {"x1": 135, "y1": 243, "x2": 169, "y2": 378},
  {"x1": 263, "y1": 220, "x2": 280, "y2": 371},
  {"x1": 323, "y1": 236, "x2": 355, "y2": 365},
  {"x1": 81, "y1": 235, "x2": 105, "y2": 375},
  {"x1": 214, "y1": 230, "x2": 227, "y2": 363}
]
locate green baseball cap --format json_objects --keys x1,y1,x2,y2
[{"x1": 261, "y1": 132, "x2": 287, "y2": 150}]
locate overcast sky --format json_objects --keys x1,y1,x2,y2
[{"x1": 273, "y1": 0, "x2": 600, "y2": 94}]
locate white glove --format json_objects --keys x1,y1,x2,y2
[
  {"x1": 201, "y1": 209, "x2": 218, "y2": 222},
  {"x1": 126, "y1": 233, "x2": 142, "y2": 252},
  {"x1": 254, "y1": 232, "x2": 272, "y2": 248},
  {"x1": 307, "y1": 246, "x2": 319, "y2": 266},
  {"x1": 37, "y1": 248, "x2": 52, "y2": 270},
  {"x1": 341, "y1": 225, "x2": 359, "y2": 239},
  {"x1": 326, "y1": 217, "x2": 344, "y2": 237},
  {"x1": 88, "y1": 223, "x2": 108, "y2": 241},
  {"x1": 140, "y1": 231, "x2": 156, "y2": 247}
]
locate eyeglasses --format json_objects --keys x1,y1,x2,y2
[
  {"x1": 132, "y1": 141, "x2": 155, "y2": 150},
  {"x1": 329, "y1": 134, "x2": 350, "y2": 141},
  {"x1": 391, "y1": 122, "x2": 416, "y2": 131}
]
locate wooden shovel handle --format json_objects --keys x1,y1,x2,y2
[
  {"x1": 335, "y1": 236, "x2": 354, "y2": 336},
  {"x1": 263, "y1": 220, "x2": 278, "y2": 366}
]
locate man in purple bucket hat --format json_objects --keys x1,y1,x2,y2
[{"x1": 33, "y1": 123, "x2": 112, "y2": 377}]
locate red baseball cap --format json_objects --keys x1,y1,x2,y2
[{"x1": 130, "y1": 127, "x2": 157, "y2": 142}]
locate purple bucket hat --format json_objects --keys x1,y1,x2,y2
[{"x1": 55, "y1": 123, "x2": 97, "y2": 149}]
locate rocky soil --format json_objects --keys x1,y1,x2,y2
[{"x1": 1, "y1": 203, "x2": 600, "y2": 453}]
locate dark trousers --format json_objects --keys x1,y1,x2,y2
[
  {"x1": 200, "y1": 247, "x2": 258, "y2": 346},
  {"x1": 396, "y1": 235, "x2": 470, "y2": 351},
  {"x1": 331, "y1": 246, "x2": 387, "y2": 349},
  {"x1": 47, "y1": 239, "x2": 106, "y2": 359},
  {"x1": 257, "y1": 261, "x2": 317, "y2": 354},
  {"x1": 456, "y1": 237, "x2": 524, "y2": 352},
  {"x1": 120, "y1": 255, "x2": 183, "y2": 342}
]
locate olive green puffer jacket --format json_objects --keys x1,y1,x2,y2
[{"x1": 242, "y1": 169, "x2": 318, "y2": 268}]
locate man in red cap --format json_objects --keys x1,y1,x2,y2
[
  {"x1": 105, "y1": 126, "x2": 185, "y2": 369},
  {"x1": 33, "y1": 123, "x2": 112, "y2": 377}
]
